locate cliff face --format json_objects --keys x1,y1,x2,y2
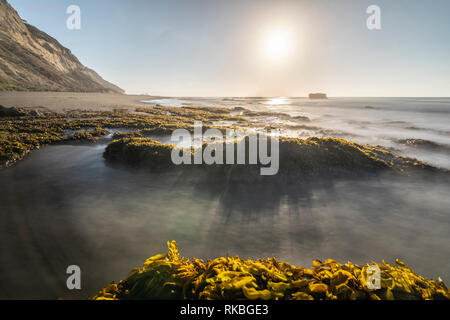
[{"x1": 0, "y1": 0, "x2": 123, "y2": 93}]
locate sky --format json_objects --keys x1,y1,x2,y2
[{"x1": 8, "y1": 0, "x2": 450, "y2": 97}]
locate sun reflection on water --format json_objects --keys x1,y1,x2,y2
[{"x1": 265, "y1": 97, "x2": 291, "y2": 105}]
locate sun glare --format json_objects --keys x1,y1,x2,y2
[
  {"x1": 263, "y1": 28, "x2": 293, "y2": 62},
  {"x1": 265, "y1": 97, "x2": 290, "y2": 105}
]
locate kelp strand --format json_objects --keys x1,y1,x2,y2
[{"x1": 91, "y1": 241, "x2": 449, "y2": 300}]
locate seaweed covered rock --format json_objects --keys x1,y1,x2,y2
[
  {"x1": 0, "y1": 105, "x2": 24, "y2": 117},
  {"x1": 0, "y1": 124, "x2": 109, "y2": 168},
  {"x1": 112, "y1": 130, "x2": 143, "y2": 139},
  {"x1": 69, "y1": 127, "x2": 109, "y2": 143},
  {"x1": 0, "y1": 106, "x2": 247, "y2": 168},
  {"x1": 0, "y1": 130, "x2": 63, "y2": 167},
  {"x1": 103, "y1": 135, "x2": 435, "y2": 179},
  {"x1": 91, "y1": 241, "x2": 450, "y2": 300},
  {"x1": 104, "y1": 137, "x2": 179, "y2": 169},
  {"x1": 0, "y1": 107, "x2": 442, "y2": 174},
  {"x1": 277, "y1": 137, "x2": 433, "y2": 174}
]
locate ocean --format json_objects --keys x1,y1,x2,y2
[
  {"x1": 0, "y1": 97, "x2": 448, "y2": 299},
  {"x1": 142, "y1": 97, "x2": 450, "y2": 169}
]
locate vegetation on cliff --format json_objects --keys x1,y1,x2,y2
[
  {"x1": 91, "y1": 241, "x2": 450, "y2": 300},
  {"x1": 0, "y1": 0, "x2": 123, "y2": 92}
]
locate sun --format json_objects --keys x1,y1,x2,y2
[{"x1": 263, "y1": 28, "x2": 293, "y2": 62}]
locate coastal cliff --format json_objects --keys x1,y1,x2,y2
[{"x1": 0, "y1": 0, "x2": 123, "y2": 93}]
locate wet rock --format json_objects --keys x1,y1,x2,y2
[
  {"x1": 0, "y1": 105, "x2": 25, "y2": 117},
  {"x1": 103, "y1": 135, "x2": 440, "y2": 181}
]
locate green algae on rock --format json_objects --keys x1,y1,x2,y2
[
  {"x1": 277, "y1": 137, "x2": 433, "y2": 173},
  {"x1": 91, "y1": 241, "x2": 450, "y2": 300},
  {"x1": 102, "y1": 135, "x2": 435, "y2": 179},
  {"x1": 104, "y1": 137, "x2": 179, "y2": 169},
  {"x1": 0, "y1": 106, "x2": 246, "y2": 168},
  {"x1": 0, "y1": 106, "x2": 443, "y2": 173}
]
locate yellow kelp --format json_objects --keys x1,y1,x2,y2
[{"x1": 91, "y1": 241, "x2": 449, "y2": 300}]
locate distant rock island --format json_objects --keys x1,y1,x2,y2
[
  {"x1": 0, "y1": 0, "x2": 123, "y2": 93},
  {"x1": 309, "y1": 93, "x2": 327, "y2": 99}
]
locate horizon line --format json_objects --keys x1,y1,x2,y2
[{"x1": 134, "y1": 94, "x2": 450, "y2": 99}]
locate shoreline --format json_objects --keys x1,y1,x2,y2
[
  {"x1": 0, "y1": 105, "x2": 442, "y2": 173},
  {"x1": 0, "y1": 91, "x2": 163, "y2": 112}
]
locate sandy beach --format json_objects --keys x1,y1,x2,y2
[{"x1": 0, "y1": 92, "x2": 160, "y2": 112}]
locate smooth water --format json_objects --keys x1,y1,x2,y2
[{"x1": 1, "y1": 97, "x2": 449, "y2": 299}]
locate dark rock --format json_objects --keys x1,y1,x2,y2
[{"x1": 0, "y1": 105, "x2": 24, "y2": 117}]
